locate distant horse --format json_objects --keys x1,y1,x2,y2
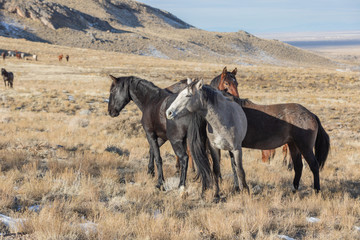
[
  {"x1": 262, "y1": 145, "x2": 292, "y2": 169},
  {"x1": 1, "y1": 52, "x2": 6, "y2": 60},
  {"x1": 8, "y1": 51, "x2": 14, "y2": 57},
  {"x1": 65, "y1": 55, "x2": 69, "y2": 62},
  {"x1": 166, "y1": 80, "x2": 249, "y2": 199},
  {"x1": 166, "y1": 67, "x2": 240, "y2": 173},
  {"x1": 20, "y1": 52, "x2": 25, "y2": 59},
  {"x1": 33, "y1": 54, "x2": 37, "y2": 61},
  {"x1": 108, "y1": 76, "x2": 212, "y2": 192},
  {"x1": 1, "y1": 68, "x2": 14, "y2": 88},
  {"x1": 58, "y1": 54, "x2": 63, "y2": 61},
  {"x1": 16, "y1": 53, "x2": 21, "y2": 59}
]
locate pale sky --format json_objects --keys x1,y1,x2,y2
[{"x1": 138, "y1": 0, "x2": 360, "y2": 35}]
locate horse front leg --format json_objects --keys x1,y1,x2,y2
[
  {"x1": 147, "y1": 138, "x2": 166, "y2": 177},
  {"x1": 170, "y1": 140, "x2": 189, "y2": 190},
  {"x1": 145, "y1": 132, "x2": 165, "y2": 190}
]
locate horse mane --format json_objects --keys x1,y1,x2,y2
[
  {"x1": 131, "y1": 76, "x2": 168, "y2": 97},
  {"x1": 197, "y1": 84, "x2": 220, "y2": 106},
  {"x1": 221, "y1": 91, "x2": 253, "y2": 107}
]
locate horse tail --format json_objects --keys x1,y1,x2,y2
[
  {"x1": 187, "y1": 113, "x2": 213, "y2": 190},
  {"x1": 314, "y1": 115, "x2": 330, "y2": 170}
]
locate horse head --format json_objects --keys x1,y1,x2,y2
[
  {"x1": 108, "y1": 75, "x2": 131, "y2": 117},
  {"x1": 166, "y1": 79, "x2": 204, "y2": 120},
  {"x1": 218, "y1": 67, "x2": 239, "y2": 97}
]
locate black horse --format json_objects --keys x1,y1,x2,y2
[
  {"x1": 1, "y1": 68, "x2": 14, "y2": 88},
  {"x1": 108, "y1": 76, "x2": 212, "y2": 192}
]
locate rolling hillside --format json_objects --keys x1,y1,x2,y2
[{"x1": 0, "y1": 0, "x2": 338, "y2": 67}]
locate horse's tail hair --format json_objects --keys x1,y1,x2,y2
[
  {"x1": 314, "y1": 115, "x2": 330, "y2": 170},
  {"x1": 187, "y1": 113, "x2": 213, "y2": 190}
]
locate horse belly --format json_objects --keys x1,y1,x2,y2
[{"x1": 208, "y1": 133, "x2": 233, "y2": 151}]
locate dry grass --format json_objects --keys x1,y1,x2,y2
[{"x1": 0, "y1": 37, "x2": 359, "y2": 239}]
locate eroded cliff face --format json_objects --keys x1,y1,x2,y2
[{"x1": 2, "y1": 0, "x2": 113, "y2": 31}]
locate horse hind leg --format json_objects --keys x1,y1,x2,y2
[
  {"x1": 208, "y1": 145, "x2": 221, "y2": 200},
  {"x1": 299, "y1": 147, "x2": 320, "y2": 192},
  {"x1": 288, "y1": 142, "x2": 303, "y2": 191},
  {"x1": 233, "y1": 148, "x2": 249, "y2": 194},
  {"x1": 229, "y1": 151, "x2": 240, "y2": 192}
]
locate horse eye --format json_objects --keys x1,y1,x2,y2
[{"x1": 186, "y1": 94, "x2": 192, "y2": 97}]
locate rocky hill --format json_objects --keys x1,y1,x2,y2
[{"x1": 0, "y1": 0, "x2": 338, "y2": 67}]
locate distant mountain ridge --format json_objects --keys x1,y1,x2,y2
[{"x1": 0, "y1": 0, "x2": 338, "y2": 67}]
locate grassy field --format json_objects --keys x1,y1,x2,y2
[{"x1": 0, "y1": 36, "x2": 359, "y2": 239}]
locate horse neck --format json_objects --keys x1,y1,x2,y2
[
  {"x1": 128, "y1": 78, "x2": 166, "y2": 111},
  {"x1": 201, "y1": 93, "x2": 229, "y2": 128}
]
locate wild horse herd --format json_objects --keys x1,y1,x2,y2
[{"x1": 108, "y1": 67, "x2": 330, "y2": 200}]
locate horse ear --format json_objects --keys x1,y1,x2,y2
[
  {"x1": 231, "y1": 68, "x2": 237, "y2": 75},
  {"x1": 195, "y1": 79, "x2": 203, "y2": 90},
  {"x1": 222, "y1": 66, "x2": 227, "y2": 76},
  {"x1": 187, "y1": 77, "x2": 192, "y2": 85},
  {"x1": 109, "y1": 75, "x2": 117, "y2": 83}
]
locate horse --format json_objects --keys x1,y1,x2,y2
[
  {"x1": 1, "y1": 52, "x2": 6, "y2": 60},
  {"x1": 33, "y1": 54, "x2": 38, "y2": 61},
  {"x1": 166, "y1": 67, "x2": 240, "y2": 173},
  {"x1": 218, "y1": 92, "x2": 330, "y2": 192},
  {"x1": 108, "y1": 76, "x2": 212, "y2": 193},
  {"x1": 65, "y1": 55, "x2": 69, "y2": 62},
  {"x1": 58, "y1": 54, "x2": 63, "y2": 61},
  {"x1": 16, "y1": 53, "x2": 21, "y2": 59},
  {"x1": 166, "y1": 79, "x2": 249, "y2": 199},
  {"x1": 1, "y1": 68, "x2": 14, "y2": 88}
]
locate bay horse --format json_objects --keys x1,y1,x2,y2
[
  {"x1": 1, "y1": 68, "x2": 14, "y2": 88},
  {"x1": 220, "y1": 92, "x2": 330, "y2": 192},
  {"x1": 108, "y1": 76, "x2": 212, "y2": 192},
  {"x1": 166, "y1": 67, "x2": 240, "y2": 173},
  {"x1": 166, "y1": 79, "x2": 249, "y2": 199},
  {"x1": 58, "y1": 54, "x2": 63, "y2": 61}
]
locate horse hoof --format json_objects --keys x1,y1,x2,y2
[
  {"x1": 213, "y1": 196, "x2": 220, "y2": 203},
  {"x1": 179, "y1": 186, "x2": 188, "y2": 199},
  {"x1": 156, "y1": 184, "x2": 165, "y2": 191},
  {"x1": 147, "y1": 169, "x2": 155, "y2": 177}
]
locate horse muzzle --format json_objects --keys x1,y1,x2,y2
[{"x1": 166, "y1": 109, "x2": 176, "y2": 120}]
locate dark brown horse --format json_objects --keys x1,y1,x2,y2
[
  {"x1": 1, "y1": 68, "x2": 14, "y2": 88},
  {"x1": 65, "y1": 55, "x2": 69, "y2": 62},
  {"x1": 221, "y1": 95, "x2": 330, "y2": 192},
  {"x1": 1, "y1": 52, "x2": 6, "y2": 60}
]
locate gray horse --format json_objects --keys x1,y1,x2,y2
[{"x1": 166, "y1": 79, "x2": 248, "y2": 199}]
